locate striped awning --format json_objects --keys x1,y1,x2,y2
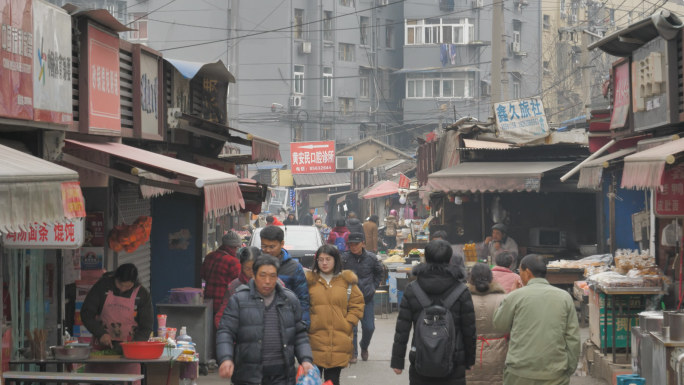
[
  {"x1": 577, "y1": 148, "x2": 637, "y2": 190},
  {"x1": 621, "y1": 137, "x2": 684, "y2": 189}
]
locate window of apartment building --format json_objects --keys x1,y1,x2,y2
[
  {"x1": 360, "y1": 16, "x2": 370, "y2": 45},
  {"x1": 406, "y1": 18, "x2": 473, "y2": 45},
  {"x1": 512, "y1": 80, "x2": 521, "y2": 99},
  {"x1": 543, "y1": 15, "x2": 550, "y2": 30},
  {"x1": 407, "y1": 73, "x2": 474, "y2": 99},
  {"x1": 321, "y1": 126, "x2": 332, "y2": 140},
  {"x1": 339, "y1": 43, "x2": 354, "y2": 61},
  {"x1": 340, "y1": 0, "x2": 355, "y2": 7},
  {"x1": 406, "y1": 20, "x2": 424, "y2": 45},
  {"x1": 386, "y1": 20, "x2": 394, "y2": 48},
  {"x1": 339, "y1": 98, "x2": 354, "y2": 115},
  {"x1": 512, "y1": 20, "x2": 522, "y2": 52},
  {"x1": 360, "y1": 73, "x2": 370, "y2": 99},
  {"x1": 129, "y1": 13, "x2": 148, "y2": 40},
  {"x1": 294, "y1": 65, "x2": 304, "y2": 94},
  {"x1": 294, "y1": 9, "x2": 304, "y2": 39},
  {"x1": 324, "y1": 11, "x2": 334, "y2": 41},
  {"x1": 445, "y1": 18, "x2": 474, "y2": 44},
  {"x1": 323, "y1": 67, "x2": 333, "y2": 98},
  {"x1": 609, "y1": 9, "x2": 615, "y2": 25}
]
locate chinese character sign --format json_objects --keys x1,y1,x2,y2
[
  {"x1": 87, "y1": 24, "x2": 120, "y2": 134},
  {"x1": 0, "y1": 0, "x2": 34, "y2": 120},
  {"x1": 1, "y1": 218, "x2": 84, "y2": 249},
  {"x1": 655, "y1": 164, "x2": 684, "y2": 216},
  {"x1": 494, "y1": 97, "x2": 549, "y2": 145},
  {"x1": 610, "y1": 61, "x2": 629, "y2": 130},
  {"x1": 290, "y1": 141, "x2": 336, "y2": 174},
  {"x1": 32, "y1": 0, "x2": 72, "y2": 124},
  {"x1": 61, "y1": 181, "x2": 86, "y2": 219}
]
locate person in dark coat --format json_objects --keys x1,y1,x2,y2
[
  {"x1": 346, "y1": 212, "x2": 364, "y2": 234},
  {"x1": 217, "y1": 255, "x2": 314, "y2": 385},
  {"x1": 283, "y1": 213, "x2": 299, "y2": 225},
  {"x1": 391, "y1": 240, "x2": 477, "y2": 385},
  {"x1": 299, "y1": 208, "x2": 315, "y2": 226}
]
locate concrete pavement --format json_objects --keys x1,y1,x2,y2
[{"x1": 197, "y1": 312, "x2": 608, "y2": 384}]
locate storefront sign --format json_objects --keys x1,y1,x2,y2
[
  {"x1": 139, "y1": 50, "x2": 160, "y2": 137},
  {"x1": 1, "y1": 218, "x2": 84, "y2": 249},
  {"x1": 84, "y1": 212, "x2": 105, "y2": 247},
  {"x1": 290, "y1": 141, "x2": 336, "y2": 174},
  {"x1": 32, "y1": 0, "x2": 72, "y2": 124},
  {"x1": 494, "y1": 97, "x2": 549, "y2": 145},
  {"x1": 61, "y1": 181, "x2": 86, "y2": 218},
  {"x1": 655, "y1": 164, "x2": 684, "y2": 216},
  {"x1": 399, "y1": 173, "x2": 410, "y2": 189},
  {"x1": 0, "y1": 0, "x2": 34, "y2": 120},
  {"x1": 87, "y1": 24, "x2": 120, "y2": 134},
  {"x1": 610, "y1": 60, "x2": 630, "y2": 130}
]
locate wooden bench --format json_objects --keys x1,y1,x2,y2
[{"x1": 3, "y1": 370, "x2": 144, "y2": 384}]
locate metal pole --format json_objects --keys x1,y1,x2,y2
[
  {"x1": 490, "y1": 0, "x2": 503, "y2": 103},
  {"x1": 560, "y1": 139, "x2": 616, "y2": 182}
]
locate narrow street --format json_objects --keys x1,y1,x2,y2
[{"x1": 198, "y1": 312, "x2": 608, "y2": 385}]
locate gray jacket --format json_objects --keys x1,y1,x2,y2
[
  {"x1": 342, "y1": 249, "x2": 384, "y2": 303},
  {"x1": 216, "y1": 280, "x2": 313, "y2": 384}
]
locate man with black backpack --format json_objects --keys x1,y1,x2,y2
[{"x1": 391, "y1": 239, "x2": 476, "y2": 385}]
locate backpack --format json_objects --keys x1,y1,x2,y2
[
  {"x1": 333, "y1": 231, "x2": 347, "y2": 251},
  {"x1": 410, "y1": 282, "x2": 467, "y2": 378}
]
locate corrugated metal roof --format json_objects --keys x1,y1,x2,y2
[
  {"x1": 463, "y1": 139, "x2": 513, "y2": 150},
  {"x1": 293, "y1": 172, "x2": 350, "y2": 186}
]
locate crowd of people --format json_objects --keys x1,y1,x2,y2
[{"x1": 204, "y1": 219, "x2": 580, "y2": 385}]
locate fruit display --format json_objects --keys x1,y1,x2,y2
[{"x1": 108, "y1": 216, "x2": 153, "y2": 253}]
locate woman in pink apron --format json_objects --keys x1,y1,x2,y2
[{"x1": 81, "y1": 263, "x2": 154, "y2": 385}]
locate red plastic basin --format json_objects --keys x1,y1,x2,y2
[{"x1": 120, "y1": 341, "x2": 166, "y2": 360}]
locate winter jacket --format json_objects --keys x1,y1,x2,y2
[
  {"x1": 213, "y1": 271, "x2": 251, "y2": 329},
  {"x1": 216, "y1": 280, "x2": 313, "y2": 385},
  {"x1": 283, "y1": 217, "x2": 299, "y2": 225},
  {"x1": 391, "y1": 263, "x2": 477, "y2": 382},
  {"x1": 384, "y1": 215, "x2": 398, "y2": 236},
  {"x1": 465, "y1": 282, "x2": 508, "y2": 385},
  {"x1": 306, "y1": 270, "x2": 365, "y2": 368},
  {"x1": 346, "y1": 218, "x2": 364, "y2": 235},
  {"x1": 363, "y1": 220, "x2": 379, "y2": 252},
  {"x1": 80, "y1": 272, "x2": 153, "y2": 342},
  {"x1": 326, "y1": 226, "x2": 350, "y2": 250},
  {"x1": 201, "y1": 245, "x2": 240, "y2": 313},
  {"x1": 341, "y1": 248, "x2": 384, "y2": 304},
  {"x1": 278, "y1": 248, "x2": 310, "y2": 326},
  {"x1": 491, "y1": 266, "x2": 523, "y2": 294}
]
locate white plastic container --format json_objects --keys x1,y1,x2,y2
[{"x1": 177, "y1": 326, "x2": 193, "y2": 343}]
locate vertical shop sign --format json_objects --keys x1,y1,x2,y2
[
  {"x1": 84, "y1": 211, "x2": 105, "y2": 247},
  {"x1": 139, "y1": 51, "x2": 159, "y2": 137},
  {"x1": 655, "y1": 163, "x2": 684, "y2": 216},
  {"x1": 87, "y1": 24, "x2": 120, "y2": 134},
  {"x1": 61, "y1": 181, "x2": 86, "y2": 219},
  {"x1": 32, "y1": 0, "x2": 72, "y2": 124},
  {"x1": 1, "y1": 218, "x2": 84, "y2": 248},
  {"x1": 610, "y1": 60, "x2": 630, "y2": 130},
  {"x1": 290, "y1": 141, "x2": 336, "y2": 174},
  {"x1": 0, "y1": 0, "x2": 34, "y2": 120}
]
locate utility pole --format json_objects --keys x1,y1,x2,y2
[
  {"x1": 580, "y1": 27, "x2": 591, "y2": 118},
  {"x1": 491, "y1": 0, "x2": 504, "y2": 103}
]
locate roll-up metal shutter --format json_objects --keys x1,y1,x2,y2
[{"x1": 116, "y1": 183, "x2": 151, "y2": 289}]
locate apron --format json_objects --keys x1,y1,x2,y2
[{"x1": 87, "y1": 286, "x2": 142, "y2": 385}]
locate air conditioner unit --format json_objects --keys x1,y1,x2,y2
[
  {"x1": 290, "y1": 95, "x2": 302, "y2": 108},
  {"x1": 300, "y1": 41, "x2": 312, "y2": 54},
  {"x1": 570, "y1": 15, "x2": 577, "y2": 23},
  {"x1": 336, "y1": 156, "x2": 354, "y2": 170},
  {"x1": 472, "y1": 0, "x2": 483, "y2": 8},
  {"x1": 511, "y1": 41, "x2": 521, "y2": 53}
]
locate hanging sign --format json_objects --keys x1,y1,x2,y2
[
  {"x1": 0, "y1": 0, "x2": 34, "y2": 120},
  {"x1": 86, "y1": 24, "x2": 120, "y2": 134},
  {"x1": 610, "y1": 60, "x2": 630, "y2": 130},
  {"x1": 655, "y1": 164, "x2": 684, "y2": 217},
  {"x1": 494, "y1": 97, "x2": 549, "y2": 144},
  {"x1": 399, "y1": 173, "x2": 410, "y2": 189},
  {"x1": 61, "y1": 181, "x2": 86, "y2": 218},
  {"x1": 290, "y1": 141, "x2": 336, "y2": 174},
  {"x1": 1, "y1": 218, "x2": 85, "y2": 249}
]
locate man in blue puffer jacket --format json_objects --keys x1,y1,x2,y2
[
  {"x1": 259, "y1": 225, "x2": 310, "y2": 326},
  {"x1": 217, "y1": 255, "x2": 314, "y2": 384}
]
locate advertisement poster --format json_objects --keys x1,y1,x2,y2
[
  {"x1": 139, "y1": 51, "x2": 159, "y2": 136},
  {"x1": 87, "y1": 24, "x2": 120, "y2": 133},
  {"x1": 32, "y1": 0, "x2": 72, "y2": 124},
  {"x1": 85, "y1": 211, "x2": 105, "y2": 247},
  {"x1": 610, "y1": 61, "x2": 629, "y2": 130},
  {"x1": 494, "y1": 97, "x2": 549, "y2": 145},
  {"x1": 0, "y1": 0, "x2": 34, "y2": 120},
  {"x1": 290, "y1": 141, "x2": 336, "y2": 174},
  {"x1": 61, "y1": 181, "x2": 86, "y2": 219},
  {"x1": 1, "y1": 218, "x2": 84, "y2": 249},
  {"x1": 655, "y1": 164, "x2": 684, "y2": 216}
]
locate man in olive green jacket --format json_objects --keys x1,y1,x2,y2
[{"x1": 493, "y1": 254, "x2": 580, "y2": 385}]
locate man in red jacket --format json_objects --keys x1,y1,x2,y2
[{"x1": 201, "y1": 231, "x2": 242, "y2": 317}]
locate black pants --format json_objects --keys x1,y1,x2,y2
[
  {"x1": 320, "y1": 366, "x2": 343, "y2": 385},
  {"x1": 259, "y1": 374, "x2": 295, "y2": 385}
]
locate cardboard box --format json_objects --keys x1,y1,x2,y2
[{"x1": 589, "y1": 295, "x2": 640, "y2": 349}]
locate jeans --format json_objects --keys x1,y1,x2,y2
[{"x1": 353, "y1": 300, "x2": 375, "y2": 357}]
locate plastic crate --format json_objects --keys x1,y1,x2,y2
[{"x1": 616, "y1": 374, "x2": 645, "y2": 385}]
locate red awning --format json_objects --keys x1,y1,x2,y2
[
  {"x1": 577, "y1": 147, "x2": 637, "y2": 189},
  {"x1": 251, "y1": 136, "x2": 282, "y2": 162},
  {"x1": 63, "y1": 140, "x2": 244, "y2": 217},
  {"x1": 363, "y1": 180, "x2": 399, "y2": 199},
  {"x1": 621, "y1": 137, "x2": 684, "y2": 189}
]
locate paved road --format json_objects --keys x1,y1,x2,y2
[{"x1": 197, "y1": 312, "x2": 608, "y2": 384}]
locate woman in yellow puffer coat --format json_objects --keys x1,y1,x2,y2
[{"x1": 306, "y1": 244, "x2": 365, "y2": 385}]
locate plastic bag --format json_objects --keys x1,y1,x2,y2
[{"x1": 295, "y1": 365, "x2": 333, "y2": 385}]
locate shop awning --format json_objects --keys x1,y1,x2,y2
[
  {"x1": 62, "y1": 140, "x2": 244, "y2": 217},
  {"x1": 293, "y1": 172, "x2": 350, "y2": 187},
  {"x1": 0, "y1": 144, "x2": 85, "y2": 233},
  {"x1": 362, "y1": 180, "x2": 399, "y2": 199},
  {"x1": 577, "y1": 148, "x2": 637, "y2": 189},
  {"x1": 621, "y1": 137, "x2": 684, "y2": 189},
  {"x1": 427, "y1": 161, "x2": 571, "y2": 193}
]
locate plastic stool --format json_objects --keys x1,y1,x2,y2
[{"x1": 374, "y1": 290, "x2": 389, "y2": 319}]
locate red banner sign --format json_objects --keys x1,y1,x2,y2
[
  {"x1": 87, "y1": 25, "x2": 120, "y2": 133},
  {"x1": 61, "y1": 181, "x2": 86, "y2": 218},
  {"x1": 610, "y1": 61, "x2": 630, "y2": 130},
  {"x1": 290, "y1": 141, "x2": 336, "y2": 174},
  {"x1": 1, "y1": 218, "x2": 84, "y2": 249},
  {"x1": 655, "y1": 164, "x2": 684, "y2": 216},
  {"x1": 399, "y1": 173, "x2": 410, "y2": 189},
  {"x1": 0, "y1": 0, "x2": 34, "y2": 120}
]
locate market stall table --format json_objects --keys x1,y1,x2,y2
[
  {"x1": 3, "y1": 370, "x2": 144, "y2": 384},
  {"x1": 10, "y1": 356, "x2": 179, "y2": 385},
  {"x1": 546, "y1": 267, "x2": 585, "y2": 288}
]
